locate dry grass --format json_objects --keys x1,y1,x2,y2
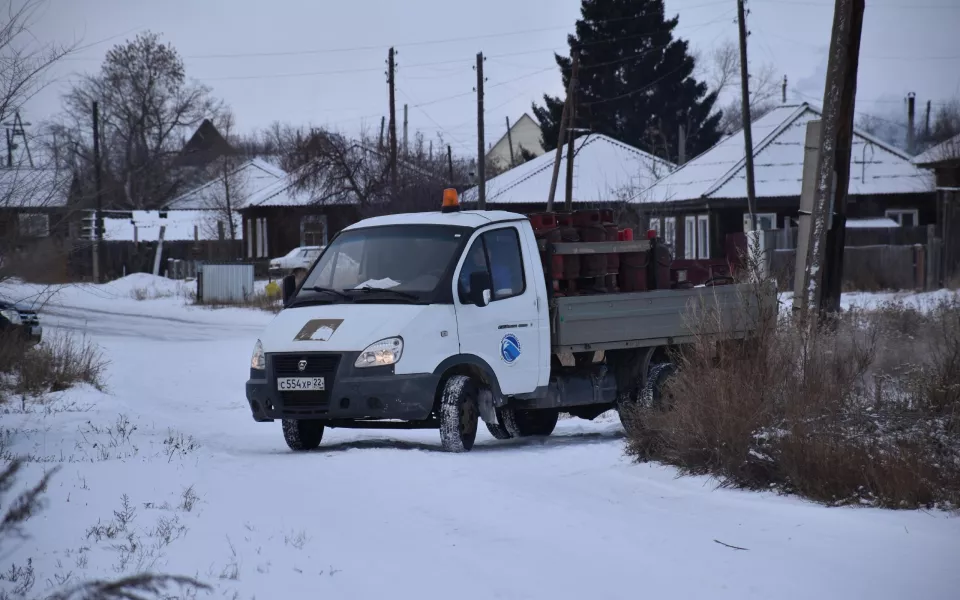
[
  {"x1": 625, "y1": 289, "x2": 960, "y2": 509},
  {"x1": 0, "y1": 331, "x2": 108, "y2": 400},
  {"x1": 194, "y1": 287, "x2": 281, "y2": 313}
]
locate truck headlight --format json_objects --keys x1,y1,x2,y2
[
  {"x1": 355, "y1": 337, "x2": 403, "y2": 368},
  {"x1": 251, "y1": 339, "x2": 265, "y2": 371},
  {"x1": 0, "y1": 308, "x2": 21, "y2": 325}
]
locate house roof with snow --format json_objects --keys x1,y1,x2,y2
[
  {"x1": 167, "y1": 158, "x2": 287, "y2": 210},
  {"x1": 102, "y1": 210, "x2": 241, "y2": 242},
  {"x1": 641, "y1": 103, "x2": 934, "y2": 205},
  {"x1": 0, "y1": 168, "x2": 69, "y2": 209},
  {"x1": 462, "y1": 134, "x2": 675, "y2": 205},
  {"x1": 912, "y1": 133, "x2": 960, "y2": 167}
]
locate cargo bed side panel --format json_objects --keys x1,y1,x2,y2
[{"x1": 552, "y1": 284, "x2": 764, "y2": 350}]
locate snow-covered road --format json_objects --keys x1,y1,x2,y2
[{"x1": 4, "y1": 276, "x2": 959, "y2": 599}]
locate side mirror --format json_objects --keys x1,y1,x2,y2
[
  {"x1": 282, "y1": 274, "x2": 297, "y2": 306},
  {"x1": 468, "y1": 271, "x2": 493, "y2": 307}
]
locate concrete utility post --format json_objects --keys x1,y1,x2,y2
[
  {"x1": 387, "y1": 47, "x2": 398, "y2": 199},
  {"x1": 737, "y1": 0, "x2": 758, "y2": 233},
  {"x1": 801, "y1": 0, "x2": 865, "y2": 317}
]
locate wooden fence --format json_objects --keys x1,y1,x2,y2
[
  {"x1": 68, "y1": 240, "x2": 243, "y2": 280},
  {"x1": 769, "y1": 243, "x2": 938, "y2": 292}
]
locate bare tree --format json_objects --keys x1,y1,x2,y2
[
  {"x1": 59, "y1": 32, "x2": 221, "y2": 210},
  {"x1": 697, "y1": 40, "x2": 780, "y2": 134}
]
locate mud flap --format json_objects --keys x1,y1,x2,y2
[{"x1": 477, "y1": 388, "x2": 499, "y2": 425}]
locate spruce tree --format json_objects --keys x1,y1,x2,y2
[{"x1": 533, "y1": 0, "x2": 722, "y2": 163}]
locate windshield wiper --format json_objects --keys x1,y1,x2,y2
[
  {"x1": 301, "y1": 286, "x2": 352, "y2": 301},
  {"x1": 352, "y1": 286, "x2": 420, "y2": 302}
]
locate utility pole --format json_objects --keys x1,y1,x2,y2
[
  {"x1": 782, "y1": 75, "x2": 788, "y2": 104},
  {"x1": 678, "y1": 124, "x2": 687, "y2": 165},
  {"x1": 737, "y1": 0, "x2": 758, "y2": 232},
  {"x1": 505, "y1": 116, "x2": 516, "y2": 167},
  {"x1": 475, "y1": 52, "x2": 486, "y2": 209},
  {"x1": 378, "y1": 116, "x2": 385, "y2": 151},
  {"x1": 564, "y1": 65, "x2": 579, "y2": 212},
  {"x1": 547, "y1": 49, "x2": 579, "y2": 212},
  {"x1": 802, "y1": 0, "x2": 865, "y2": 316},
  {"x1": 924, "y1": 100, "x2": 932, "y2": 139},
  {"x1": 906, "y1": 92, "x2": 916, "y2": 154},
  {"x1": 387, "y1": 47, "x2": 398, "y2": 199},
  {"x1": 447, "y1": 145, "x2": 454, "y2": 185},
  {"x1": 93, "y1": 101, "x2": 104, "y2": 283},
  {"x1": 403, "y1": 103, "x2": 408, "y2": 158}
]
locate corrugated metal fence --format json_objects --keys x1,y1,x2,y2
[{"x1": 197, "y1": 263, "x2": 255, "y2": 304}]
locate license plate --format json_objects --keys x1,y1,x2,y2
[{"x1": 277, "y1": 377, "x2": 325, "y2": 391}]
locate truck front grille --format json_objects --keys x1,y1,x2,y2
[{"x1": 271, "y1": 353, "x2": 341, "y2": 414}]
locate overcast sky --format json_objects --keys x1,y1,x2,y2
[{"x1": 25, "y1": 0, "x2": 960, "y2": 157}]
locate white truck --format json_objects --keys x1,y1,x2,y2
[{"x1": 246, "y1": 194, "x2": 770, "y2": 452}]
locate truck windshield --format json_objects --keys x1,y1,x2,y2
[{"x1": 296, "y1": 224, "x2": 469, "y2": 303}]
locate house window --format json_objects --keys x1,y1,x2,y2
[
  {"x1": 745, "y1": 212, "x2": 778, "y2": 231},
  {"x1": 885, "y1": 209, "x2": 918, "y2": 227},
  {"x1": 18, "y1": 213, "x2": 50, "y2": 237},
  {"x1": 301, "y1": 215, "x2": 328, "y2": 247},
  {"x1": 649, "y1": 216, "x2": 662, "y2": 238},
  {"x1": 663, "y1": 217, "x2": 676, "y2": 251},
  {"x1": 697, "y1": 215, "x2": 710, "y2": 259},
  {"x1": 684, "y1": 216, "x2": 696, "y2": 259}
]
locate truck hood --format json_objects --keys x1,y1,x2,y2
[{"x1": 259, "y1": 303, "x2": 428, "y2": 353}]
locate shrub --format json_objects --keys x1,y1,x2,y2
[
  {"x1": 0, "y1": 331, "x2": 108, "y2": 399},
  {"x1": 625, "y1": 289, "x2": 960, "y2": 509}
]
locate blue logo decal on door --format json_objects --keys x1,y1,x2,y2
[{"x1": 500, "y1": 334, "x2": 521, "y2": 364}]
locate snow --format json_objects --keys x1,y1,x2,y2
[
  {"x1": 168, "y1": 158, "x2": 288, "y2": 210},
  {"x1": 102, "y1": 209, "x2": 242, "y2": 242},
  {"x1": 643, "y1": 103, "x2": 935, "y2": 204},
  {"x1": 912, "y1": 132, "x2": 960, "y2": 167},
  {"x1": 462, "y1": 134, "x2": 675, "y2": 205},
  {"x1": 2, "y1": 279, "x2": 959, "y2": 599},
  {"x1": 846, "y1": 217, "x2": 900, "y2": 228}
]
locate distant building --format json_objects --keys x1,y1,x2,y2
[
  {"x1": 912, "y1": 133, "x2": 960, "y2": 281},
  {"x1": 639, "y1": 102, "x2": 935, "y2": 260},
  {"x1": 485, "y1": 114, "x2": 546, "y2": 171}
]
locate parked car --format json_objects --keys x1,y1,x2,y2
[
  {"x1": 0, "y1": 298, "x2": 42, "y2": 346},
  {"x1": 268, "y1": 246, "x2": 324, "y2": 278}
]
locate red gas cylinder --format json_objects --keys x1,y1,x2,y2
[
  {"x1": 555, "y1": 212, "x2": 581, "y2": 282},
  {"x1": 573, "y1": 209, "x2": 606, "y2": 278}
]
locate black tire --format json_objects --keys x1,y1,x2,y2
[
  {"x1": 485, "y1": 420, "x2": 513, "y2": 440},
  {"x1": 617, "y1": 362, "x2": 676, "y2": 436},
  {"x1": 505, "y1": 408, "x2": 559, "y2": 438},
  {"x1": 282, "y1": 419, "x2": 324, "y2": 451},
  {"x1": 439, "y1": 375, "x2": 479, "y2": 452}
]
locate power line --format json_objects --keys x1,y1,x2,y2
[{"x1": 754, "y1": 0, "x2": 960, "y2": 8}]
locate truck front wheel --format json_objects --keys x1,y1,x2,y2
[
  {"x1": 282, "y1": 419, "x2": 324, "y2": 451},
  {"x1": 439, "y1": 375, "x2": 479, "y2": 452}
]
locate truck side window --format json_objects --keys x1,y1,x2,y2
[
  {"x1": 482, "y1": 228, "x2": 525, "y2": 300},
  {"x1": 458, "y1": 238, "x2": 489, "y2": 303}
]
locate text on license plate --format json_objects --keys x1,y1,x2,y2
[{"x1": 277, "y1": 377, "x2": 325, "y2": 391}]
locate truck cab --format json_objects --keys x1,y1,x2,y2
[{"x1": 246, "y1": 192, "x2": 770, "y2": 453}]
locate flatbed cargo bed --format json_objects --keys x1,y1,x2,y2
[{"x1": 550, "y1": 282, "x2": 772, "y2": 352}]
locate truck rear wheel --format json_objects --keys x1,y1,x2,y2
[
  {"x1": 617, "y1": 362, "x2": 676, "y2": 436},
  {"x1": 506, "y1": 408, "x2": 558, "y2": 438},
  {"x1": 282, "y1": 419, "x2": 324, "y2": 451},
  {"x1": 439, "y1": 375, "x2": 479, "y2": 452}
]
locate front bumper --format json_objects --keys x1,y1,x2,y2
[{"x1": 245, "y1": 352, "x2": 439, "y2": 422}]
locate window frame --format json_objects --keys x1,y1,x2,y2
[
  {"x1": 684, "y1": 216, "x2": 696, "y2": 259},
  {"x1": 458, "y1": 225, "x2": 528, "y2": 304},
  {"x1": 696, "y1": 215, "x2": 710, "y2": 259},
  {"x1": 884, "y1": 209, "x2": 918, "y2": 227},
  {"x1": 744, "y1": 212, "x2": 778, "y2": 231},
  {"x1": 663, "y1": 216, "x2": 676, "y2": 250},
  {"x1": 17, "y1": 212, "x2": 50, "y2": 238}
]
